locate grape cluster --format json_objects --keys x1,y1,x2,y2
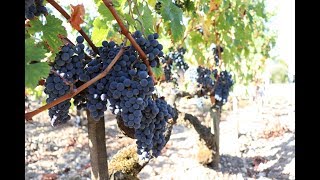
[
  {"x1": 196, "y1": 67, "x2": 215, "y2": 95},
  {"x1": 43, "y1": 31, "x2": 173, "y2": 159},
  {"x1": 135, "y1": 99, "x2": 158, "y2": 160},
  {"x1": 162, "y1": 48, "x2": 189, "y2": 82},
  {"x1": 195, "y1": 66, "x2": 233, "y2": 106},
  {"x1": 169, "y1": 48, "x2": 189, "y2": 71},
  {"x1": 161, "y1": 58, "x2": 173, "y2": 82},
  {"x1": 25, "y1": 0, "x2": 48, "y2": 19},
  {"x1": 135, "y1": 98, "x2": 175, "y2": 160},
  {"x1": 80, "y1": 31, "x2": 162, "y2": 124},
  {"x1": 71, "y1": 36, "x2": 90, "y2": 111},
  {"x1": 151, "y1": 98, "x2": 174, "y2": 157},
  {"x1": 132, "y1": 31, "x2": 164, "y2": 68},
  {"x1": 100, "y1": 41, "x2": 155, "y2": 128},
  {"x1": 95, "y1": 32, "x2": 173, "y2": 158},
  {"x1": 44, "y1": 36, "x2": 86, "y2": 126},
  {"x1": 212, "y1": 46, "x2": 223, "y2": 66},
  {"x1": 213, "y1": 70, "x2": 233, "y2": 105},
  {"x1": 44, "y1": 76, "x2": 71, "y2": 126},
  {"x1": 82, "y1": 57, "x2": 108, "y2": 120}
]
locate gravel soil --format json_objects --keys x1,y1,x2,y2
[{"x1": 25, "y1": 83, "x2": 295, "y2": 180}]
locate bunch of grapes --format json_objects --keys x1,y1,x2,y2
[
  {"x1": 135, "y1": 98, "x2": 158, "y2": 160},
  {"x1": 161, "y1": 57, "x2": 173, "y2": 82},
  {"x1": 43, "y1": 31, "x2": 174, "y2": 159},
  {"x1": 213, "y1": 70, "x2": 233, "y2": 106},
  {"x1": 196, "y1": 66, "x2": 215, "y2": 95},
  {"x1": 93, "y1": 41, "x2": 151, "y2": 128},
  {"x1": 25, "y1": 0, "x2": 48, "y2": 19},
  {"x1": 132, "y1": 31, "x2": 164, "y2": 68},
  {"x1": 170, "y1": 48, "x2": 189, "y2": 71},
  {"x1": 44, "y1": 36, "x2": 86, "y2": 126},
  {"x1": 212, "y1": 45, "x2": 223, "y2": 66},
  {"x1": 151, "y1": 98, "x2": 175, "y2": 157},
  {"x1": 162, "y1": 47, "x2": 189, "y2": 82},
  {"x1": 196, "y1": 66, "x2": 233, "y2": 106},
  {"x1": 135, "y1": 97, "x2": 175, "y2": 160}
]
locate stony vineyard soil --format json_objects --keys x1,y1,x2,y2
[{"x1": 25, "y1": 83, "x2": 295, "y2": 180}]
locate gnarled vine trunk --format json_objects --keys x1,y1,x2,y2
[{"x1": 87, "y1": 110, "x2": 109, "y2": 180}]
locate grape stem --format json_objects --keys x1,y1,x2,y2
[
  {"x1": 25, "y1": 40, "x2": 127, "y2": 121},
  {"x1": 102, "y1": 0, "x2": 156, "y2": 83},
  {"x1": 49, "y1": 69, "x2": 74, "y2": 89},
  {"x1": 46, "y1": 0, "x2": 99, "y2": 55}
]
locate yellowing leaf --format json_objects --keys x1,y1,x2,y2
[{"x1": 70, "y1": 4, "x2": 85, "y2": 30}]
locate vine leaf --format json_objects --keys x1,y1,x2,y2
[
  {"x1": 25, "y1": 38, "x2": 47, "y2": 64},
  {"x1": 140, "y1": 4, "x2": 155, "y2": 36},
  {"x1": 152, "y1": 67, "x2": 163, "y2": 80},
  {"x1": 25, "y1": 63, "x2": 50, "y2": 89},
  {"x1": 25, "y1": 38, "x2": 50, "y2": 88},
  {"x1": 27, "y1": 14, "x2": 67, "y2": 53},
  {"x1": 92, "y1": 18, "x2": 109, "y2": 45},
  {"x1": 97, "y1": 3, "x2": 114, "y2": 21},
  {"x1": 147, "y1": 0, "x2": 156, "y2": 7},
  {"x1": 188, "y1": 32, "x2": 205, "y2": 66},
  {"x1": 160, "y1": 0, "x2": 185, "y2": 42},
  {"x1": 70, "y1": 4, "x2": 85, "y2": 30},
  {"x1": 190, "y1": 31, "x2": 203, "y2": 45}
]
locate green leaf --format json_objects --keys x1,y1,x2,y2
[
  {"x1": 27, "y1": 18, "x2": 43, "y2": 35},
  {"x1": 92, "y1": 27, "x2": 109, "y2": 46},
  {"x1": 93, "y1": 17, "x2": 108, "y2": 29},
  {"x1": 247, "y1": 12, "x2": 253, "y2": 25},
  {"x1": 123, "y1": 14, "x2": 137, "y2": 29},
  {"x1": 160, "y1": 0, "x2": 185, "y2": 42},
  {"x1": 27, "y1": 14, "x2": 67, "y2": 53},
  {"x1": 189, "y1": 31, "x2": 203, "y2": 45},
  {"x1": 113, "y1": 0, "x2": 127, "y2": 8},
  {"x1": 226, "y1": 12, "x2": 234, "y2": 25},
  {"x1": 25, "y1": 62, "x2": 50, "y2": 88},
  {"x1": 185, "y1": 0, "x2": 195, "y2": 12},
  {"x1": 147, "y1": 0, "x2": 157, "y2": 8},
  {"x1": 141, "y1": 4, "x2": 155, "y2": 36},
  {"x1": 98, "y1": 3, "x2": 115, "y2": 21},
  {"x1": 152, "y1": 67, "x2": 163, "y2": 79},
  {"x1": 25, "y1": 38, "x2": 47, "y2": 64},
  {"x1": 193, "y1": 48, "x2": 205, "y2": 66},
  {"x1": 92, "y1": 18, "x2": 110, "y2": 45},
  {"x1": 255, "y1": 2, "x2": 266, "y2": 19}
]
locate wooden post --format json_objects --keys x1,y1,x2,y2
[
  {"x1": 210, "y1": 107, "x2": 221, "y2": 169},
  {"x1": 87, "y1": 110, "x2": 109, "y2": 180}
]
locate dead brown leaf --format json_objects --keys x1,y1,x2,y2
[{"x1": 69, "y1": 4, "x2": 85, "y2": 30}]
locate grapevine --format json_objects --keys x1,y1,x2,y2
[
  {"x1": 24, "y1": 0, "x2": 275, "y2": 178},
  {"x1": 42, "y1": 28, "x2": 173, "y2": 160}
]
